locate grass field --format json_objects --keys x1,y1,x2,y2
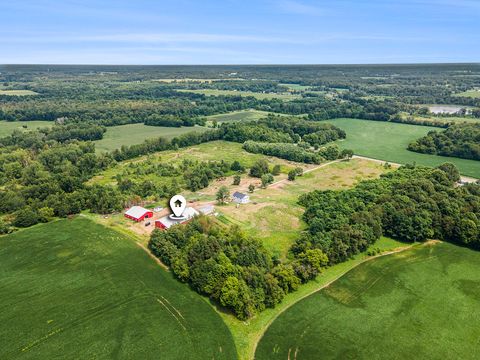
[
  {"x1": 454, "y1": 89, "x2": 480, "y2": 98},
  {"x1": 327, "y1": 118, "x2": 480, "y2": 178},
  {"x1": 0, "y1": 120, "x2": 52, "y2": 137},
  {"x1": 94, "y1": 123, "x2": 208, "y2": 152},
  {"x1": 177, "y1": 89, "x2": 300, "y2": 100},
  {"x1": 0, "y1": 218, "x2": 236, "y2": 359},
  {"x1": 217, "y1": 158, "x2": 390, "y2": 258},
  {"x1": 0, "y1": 89, "x2": 38, "y2": 96},
  {"x1": 256, "y1": 242, "x2": 480, "y2": 360},
  {"x1": 206, "y1": 110, "x2": 276, "y2": 123}
]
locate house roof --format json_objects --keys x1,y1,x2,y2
[
  {"x1": 232, "y1": 191, "x2": 248, "y2": 199},
  {"x1": 155, "y1": 207, "x2": 199, "y2": 229},
  {"x1": 199, "y1": 205, "x2": 215, "y2": 214},
  {"x1": 125, "y1": 206, "x2": 151, "y2": 219}
]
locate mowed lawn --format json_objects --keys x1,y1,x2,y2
[
  {"x1": 256, "y1": 242, "x2": 480, "y2": 360},
  {"x1": 0, "y1": 120, "x2": 52, "y2": 137},
  {"x1": 94, "y1": 123, "x2": 208, "y2": 152},
  {"x1": 328, "y1": 118, "x2": 480, "y2": 178},
  {"x1": 0, "y1": 218, "x2": 236, "y2": 360},
  {"x1": 177, "y1": 89, "x2": 300, "y2": 100}
]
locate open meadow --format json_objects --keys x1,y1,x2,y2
[
  {"x1": 0, "y1": 218, "x2": 236, "y2": 360},
  {"x1": 454, "y1": 89, "x2": 480, "y2": 98},
  {"x1": 177, "y1": 89, "x2": 300, "y2": 100},
  {"x1": 0, "y1": 120, "x2": 52, "y2": 137},
  {"x1": 256, "y1": 242, "x2": 480, "y2": 360},
  {"x1": 93, "y1": 123, "x2": 208, "y2": 152},
  {"x1": 0, "y1": 89, "x2": 38, "y2": 96},
  {"x1": 328, "y1": 118, "x2": 480, "y2": 178},
  {"x1": 206, "y1": 110, "x2": 278, "y2": 124}
]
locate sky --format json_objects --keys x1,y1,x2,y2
[{"x1": 0, "y1": 0, "x2": 479, "y2": 64}]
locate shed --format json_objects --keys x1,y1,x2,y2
[{"x1": 155, "y1": 207, "x2": 199, "y2": 230}]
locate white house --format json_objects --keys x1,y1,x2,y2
[
  {"x1": 199, "y1": 204, "x2": 215, "y2": 215},
  {"x1": 232, "y1": 191, "x2": 250, "y2": 204}
]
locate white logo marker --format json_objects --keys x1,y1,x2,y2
[{"x1": 169, "y1": 195, "x2": 187, "y2": 219}]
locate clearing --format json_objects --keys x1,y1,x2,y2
[
  {"x1": 327, "y1": 118, "x2": 480, "y2": 178},
  {"x1": 454, "y1": 89, "x2": 480, "y2": 98},
  {"x1": 177, "y1": 89, "x2": 300, "y2": 100},
  {"x1": 206, "y1": 110, "x2": 279, "y2": 124},
  {"x1": 93, "y1": 123, "x2": 208, "y2": 152},
  {"x1": 0, "y1": 120, "x2": 52, "y2": 137},
  {"x1": 0, "y1": 89, "x2": 38, "y2": 96},
  {"x1": 256, "y1": 241, "x2": 480, "y2": 360},
  {"x1": 0, "y1": 217, "x2": 236, "y2": 359}
]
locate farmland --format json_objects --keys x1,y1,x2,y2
[
  {"x1": 256, "y1": 242, "x2": 480, "y2": 360},
  {"x1": 327, "y1": 118, "x2": 480, "y2": 178},
  {"x1": 177, "y1": 89, "x2": 301, "y2": 100},
  {"x1": 0, "y1": 89, "x2": 38, "y2": 96},
  {"x1": 206, "y1": 110, "x2": 278, "y2": 124},
  {"x1": 455, "y1": 89, "x2": 480, "y2": 98},
  {"x1": 0, "y1": 120, "x2": 51, "y2": 137},
  {"x1": 0, "y1": 218, "x2": 236, "y2": 359},
  {"x1": 93, "y1": 123, "x2": 208, "y2": 152}
]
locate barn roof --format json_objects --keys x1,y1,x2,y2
[
  {"x1": 155, "y1": 207, "x2": 199, "y2": 229},
  {"x1": 125, "y1": 206, "x2": 151, "y2": 219}
]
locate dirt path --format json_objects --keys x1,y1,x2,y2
[
  {"x1": 250, "y1": 242, "x2": 421, "y2": 359},
  {"x1": 352, "y1": 155, "x2": 478, "y2": 183}
]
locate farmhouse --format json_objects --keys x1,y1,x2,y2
[
  {"x1": 124, "y1": 206, "x2": 153, "y2": 222},
  {"x1": 232, "y1": 191, "x2": 250, "y2": 204},
  {"x1": 155, "y1": 207, "x2": 199, "y2": 229}
]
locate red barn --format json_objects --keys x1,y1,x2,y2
[{"x1": 124, "y1": 206, "x2": 153, "y2": 222}]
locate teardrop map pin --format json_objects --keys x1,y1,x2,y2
[{"x1": 169, "y1": 195, "x2": 187, "y2": 219}]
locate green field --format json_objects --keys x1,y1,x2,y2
[
  {"x1": 177, "y1": 89, "x2": 300, "y2": 100},
  {"x1": 454, "y1": 89, "x2": 480, "y2": 98},
  {"x1": 206, "y1": 110, "x2": 276, "y2": 123},
  {"x1": 0, "y1": 120, "x2": 52, "y2": 137},
  {"x1": 0, "y1": 89, "x2": 38, "y2": 96},
  {"x1": 0, "y1": 218, "x2": 236, "y2": 359},
  {"x1": 327, "y1": 118, "x2": 480, "y2": 178},
  {"x1": 94, "y1": 123, "x2": 208, "y2": 152},
  {"x1": 256, "y1": 242, "x2": 480, "y2": 359}
]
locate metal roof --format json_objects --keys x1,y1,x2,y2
[
  {"x1": 125, "y1": 206, "x2": 151, "y2": 219},
  {"x1": 232, "y1": 191, "x2": 248, "y2": 199}
]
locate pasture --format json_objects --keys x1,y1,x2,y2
[
  {"x1": 0, "y1": 89, "x2": 38, "y2": 96},
  {"x1": 206, "y1": 110, "x2": 275, "y2": 124},
  {"x1": 217, "y1": 158, "x2": 390, "y2": 258},
  {"x1": 93, "y1": 123, "x2": 208, "y2": 152},
  {"x1": 455, "y1": 89, "x2": 480, "y2": 98},
  {"x1": 327, "y1": 118, "x2": 480, "y2": 178},
  {"x1": 256, "y1": 242, "x2": 480, "y2": 360},
  {"x1": 177, "y1": 89, "x2": 300, "y2": 100},
  {"x1": 0, "y1": 218, "x2": 236, "y2": 360},
  {"x1": 0, "y1": 120, "x2": 52, "y2": 137}
]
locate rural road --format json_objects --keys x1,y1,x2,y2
[{"x1": 352, "y1": 155, "x2": 478, "y2": 183}]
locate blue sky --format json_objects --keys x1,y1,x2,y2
[{"x1": 1, "y1": 0, "x2": 479, "y2": 64}]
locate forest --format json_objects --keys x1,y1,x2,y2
[{"x1": 408, "y1": 123, "x2": 480, "y2": 160}]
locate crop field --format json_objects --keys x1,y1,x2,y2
[
  {"x1": 177, "y1": 89, "x2": 301, "y2": 100},
  {"x1": 93, "y1": 123, "x2": 208, "y2": 152},
  {"x1": 221, "y1": 236, "x2": 412, "y2": 360},
  {"x1": 454, "y1": 89, "x2": 480, "y2": 98},
  {"x1": 0, "y1": 218, "x2": 236, "y2": 360},
  {"x1": 256, "y1": 242, "x2": 480, "y2": 360},
  {"x1": 0, "y1": 89, "x2": 38, "y2": 96},
  {"x1": 327, "y1": 118, "x2": 480, "y2": 178},
  {"x1": 0, "y1": 120, "x2": 52, "y2": 137}
]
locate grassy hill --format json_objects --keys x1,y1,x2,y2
[
  {"x1": 256, "y1": 242, "x2": 480, "y2": 359},
  {"x1": 0, "y1": 218, "x2": 236, "y2": 359},
  {"x1": 327, "y1": 118, "x2": 480, "y2": 178}
]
